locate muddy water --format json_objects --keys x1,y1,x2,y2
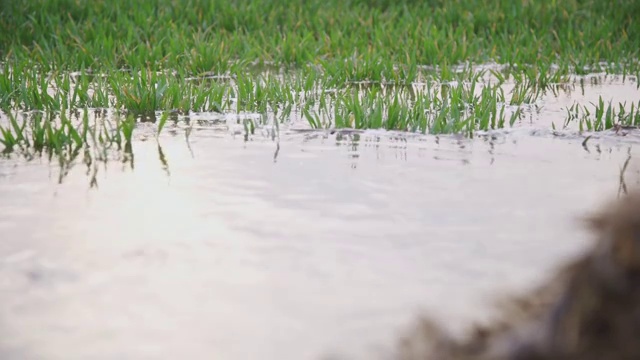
[{"x1": 1, "y1": 124, "x2": 639, "y2": 360}]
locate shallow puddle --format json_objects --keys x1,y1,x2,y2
[{"x1": 1, "y1": 121, "x2": 640, "y2": 359}]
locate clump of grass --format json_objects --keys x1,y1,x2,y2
[
  {"x1": 301, "y1": 79, "x2": 523, "y2": 135},
  {"x1": 0, "y1": 66, "x2": 233, "y2": 114},
  {"x1": 0, "y1": 109, "x2": 83, "y2": 155},
  {"x1": 564, "y1": 96, "x2": 640, "y2": 132}
]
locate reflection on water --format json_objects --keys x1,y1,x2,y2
[{"x1": 1, "y1": 126, "x2": 640, "y2": 359}]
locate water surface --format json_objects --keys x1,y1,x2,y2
[{"x1": 1, "y1": 124, "x2": 639, "y2": 359}]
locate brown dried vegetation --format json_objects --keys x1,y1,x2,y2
[{"x1": 397, "y1": 191, "x2": 640, "y2": 360}]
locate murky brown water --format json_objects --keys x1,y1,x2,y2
[{"x1": 1, "y1": 77, "x2": 640, "y2": 360}]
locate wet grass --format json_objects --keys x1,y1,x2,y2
[
  {"x1": 302, "y1": 77, "x2": 524, "y2": 136},
  {"x1": 565, "y1": 97, "x2": 640, "y2": 132},
  {"x1": 1, "y1": 0, "x2": 640, "y2": 154}
]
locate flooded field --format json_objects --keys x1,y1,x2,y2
[
  {"x1": 1, "y1": 56, "x2": 640, "y2": 360},
  {"x1": 2, "y1": 0, "x2": 640, "y2": 357},
  {"x1": 2, "y1": 88, "x2": 640, "y2": 359}
]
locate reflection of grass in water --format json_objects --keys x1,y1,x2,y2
[
  {"x1": 0, "y1": 109, "x2": 135, "y2": 154},
  {"x1": 0, "y1": 0, "x2": 639, "y2": 142},
  {"x1": 0, "y1": 109, "x2": 141, "y2": 187}
]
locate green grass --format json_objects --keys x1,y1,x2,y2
[
  {"x1": 1, "y1": 0, "x2": 640, "y2": 155},
  {"x1": 2, "y1": 0, "x2": 638, "y2": 72},
  {"x1": 564, "y1": 96, "x2": 640, "y2": 132},
  {"x1": 302, "y1": 76, "x2": 524, "y2": 136}
]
